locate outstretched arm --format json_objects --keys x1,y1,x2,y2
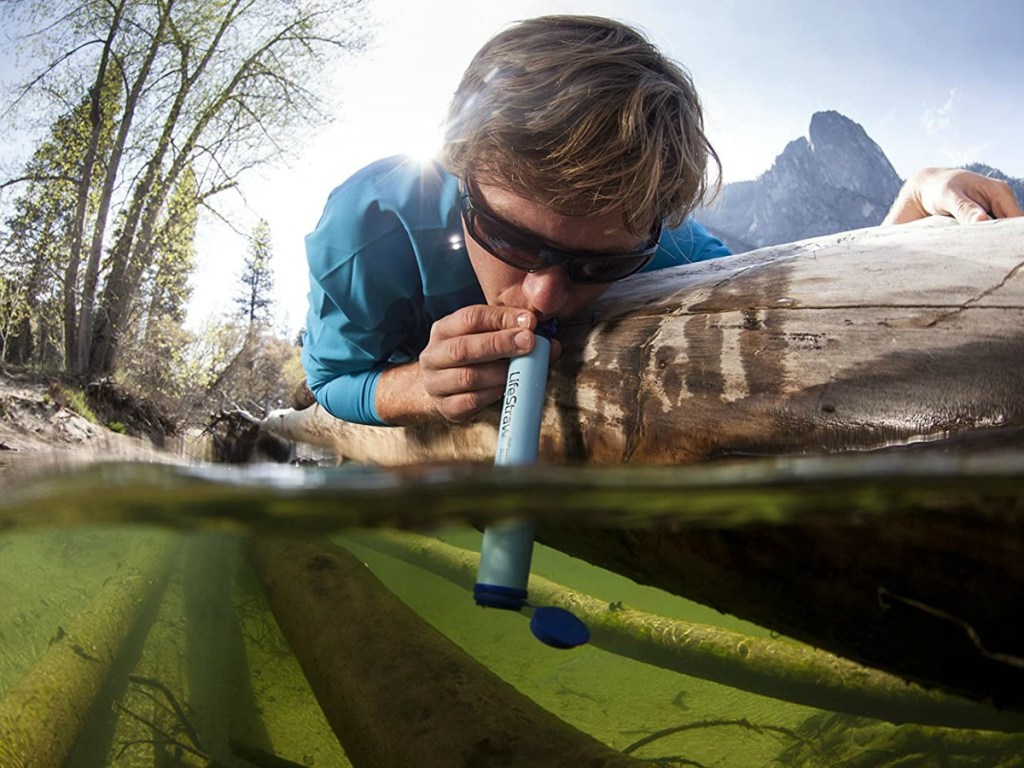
[{"x1": 883, "y1": 167, "x2": 1024, "y2": 225}]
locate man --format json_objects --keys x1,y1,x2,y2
[{"x1": 302, "y1": 15, "x2": 1022, "y2": 428}]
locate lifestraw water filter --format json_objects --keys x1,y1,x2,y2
[{"x1": 473, "y1": 321, "x2": 590, "y2": 649}]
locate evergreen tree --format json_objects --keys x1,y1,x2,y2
[
  {"x1": 116, "y1": 166, "x2": 200, "y2": 402},
  {"x1": 235, "y1": 219, "x2": 275, "y2": 328},
  {"x1": 146, "y1": 166, "x2": 199, "y2": 327}
]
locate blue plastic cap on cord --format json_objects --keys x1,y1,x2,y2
[{"x1": 530, "y1": 606, "x2": 590, "y2": 649}]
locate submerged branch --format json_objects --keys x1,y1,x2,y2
[{"x1": 348, "y1": 530, "x2": 1024, "y2": 733}]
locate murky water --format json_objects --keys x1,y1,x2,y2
[{"x1": 1, "y1": 452, "x2": 1022, "y2": 767}]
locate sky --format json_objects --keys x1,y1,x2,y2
[{"x1": 5, "y1": 0, "x2": 1024, "y2": 334}]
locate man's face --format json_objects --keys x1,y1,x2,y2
[{"x1": 462, "y1": 178, "x2": 650, "y2": 321}]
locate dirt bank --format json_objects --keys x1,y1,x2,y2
[{"x1": 0, "y1": 368, "x2": 176, "y2": 472}]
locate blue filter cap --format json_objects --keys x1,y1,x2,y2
[
  {"x1": 474, "y1": 583, "x2": 528, "y2": 611},
  {"x1": 530, "y1": 606, "x2": 590, "y2": 649}
]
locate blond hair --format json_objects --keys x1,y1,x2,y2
[{"x1": 441, "y1": 15, "x2": 720, "y2": 236}]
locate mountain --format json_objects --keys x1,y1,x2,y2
[
  {"x1": 698, "y1": 111, "x2": 903, "y2": 252},
  {"x1": 696, "y1": 111, "x2": 1021, "y2": 253}
]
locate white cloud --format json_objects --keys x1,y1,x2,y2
[
  {"x1": 921, "y1": 88, "x2": 959, "y2": 136},
  {"x1": 938, "y1": 140, "x2": 995, "y2": 168}
]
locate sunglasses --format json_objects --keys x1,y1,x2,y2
[{"x1": 460, "y1": 178, "x2": 660, "y2": 284}]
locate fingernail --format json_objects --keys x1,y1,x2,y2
[
  {"x1": 514, "y1": 331, "x2": 532, "y2": 350},
  {"x1": 516, "y1": 313, "x2": 531, "y2": 328}
]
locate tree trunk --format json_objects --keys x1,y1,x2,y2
[
  {"x1": 74, "y1": 1, "x2": 172, "y2": 377},
  {"x1": 264, "y1": 218, "x2": 1024, "y2": 464},
  {"x1": 63, "y1": 0, "x2": 126, "y2": 375}
]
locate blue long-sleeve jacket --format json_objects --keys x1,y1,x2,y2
[{"x1": 303, "y1": 156, "x2": 731, "y2": 425}]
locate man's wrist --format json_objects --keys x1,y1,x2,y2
[{"x1": 374, "y1": 361, "x2": 439, "y2": 426}]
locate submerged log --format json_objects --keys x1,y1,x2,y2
[
  {"x1": 349, "y1": 530, "x2": 1024, "y2": 732},
  {"x1": 264, "y1": 218, "x2": 1024, "y2": 464},
  {"x1": 535, "y1": 487, "x2": 1024, "y2": 713},
  {"x1": 0, "y1": 535, "x2": 177, "y2": 767},
  {"x1": 250, "y1": 537, "x2": 643, "y2": 768}
]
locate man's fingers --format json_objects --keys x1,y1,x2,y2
[
  {"x1": 944, "y1": 176, "x2": 1024, "y2": 223},
  {"x1": 548, "y1": 337, "x2": 563, "y2": 363},
  {"x1": 991, "y1": 185, "x2": 1024, "y2": 219},
  {"x1": 419, "y1": 304, "x2": 559, "y2": 422},
  {"x1": 423, "y1": 327, "x2": 535, "y2": 370},
  {"x1": 424, "y1": 360, "x2": 510, "y2": 398},
  {"x1": 437, "y1": 386, "x2": 506, "y2": 423},
  {"x1": 431, "y1": 304, "x2": 535, "y2": 341},
  {"x1": 952, "y1": 196, "x2": 991, "y2": 224}
]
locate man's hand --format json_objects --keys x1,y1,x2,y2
[
  {"x1": 375, "y1": 305, "x2": 560, "y2": 425},
  {"x1": 883, "y1": 167, "x2": 1024, "y2": 225}
]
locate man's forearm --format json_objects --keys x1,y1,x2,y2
[{"x1": 374, "y1": 361, "x2": 440, "y2": 426}]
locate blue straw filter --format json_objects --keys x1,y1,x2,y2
[{"x1": 473, "y1": 321, "x2": 590, "y2": 649}]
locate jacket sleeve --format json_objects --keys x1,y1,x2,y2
[{"x1": 301, "y1": 172, "x2": 422, "y2": 427}]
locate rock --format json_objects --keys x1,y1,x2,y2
[{"x1": 700, "y1": 111, "x2": 903, "y2": 251}]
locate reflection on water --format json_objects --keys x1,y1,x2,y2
[{"x1": 0, "y1": 453, "x2": 1022, "y2": 767}]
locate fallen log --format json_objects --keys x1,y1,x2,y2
[
  {"x1": 264, "y1": 218, "x2": 1024, "y2": 464},
  {"x1": 776, "y1": 712, "x2": 1024, "y2": 768},
  {"x1": 0, "y1": 534, "x2": 178, "y2": 767},
  {"x1": 348, "y1": 530, "x2": 1024, "y2": 732},
  {"x1": 249, "y1": 536, "x2": 644, "y2": 768}
]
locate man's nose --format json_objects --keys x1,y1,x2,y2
[{"x1": 522, "y1": 265, "x2": 570, "y2": 316}]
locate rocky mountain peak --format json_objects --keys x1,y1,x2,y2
[
  {"x1": 806, "y1": 111, "x2": 902, "y2": 201},
  {"x1": 698, "y1": 111, "x2": 904, "y2": 252}
]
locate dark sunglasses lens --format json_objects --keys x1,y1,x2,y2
[
  {"x1": 471, "y1": 210, "x2": 548, "y2": 270},
  {"x1": 571, "y1": 255, "x2": 652, "y2": 284}
]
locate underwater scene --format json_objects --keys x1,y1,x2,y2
[{"x1": 1, "y1": 452, "x2": 1023, "y2": 768}]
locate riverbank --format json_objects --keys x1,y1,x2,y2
[
  {"x1": 0, "y1": 368, "x2": 119, "y2": 452},
  {"x1": 0, "y1": 367, "x2": 183, "y2": 476}
]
